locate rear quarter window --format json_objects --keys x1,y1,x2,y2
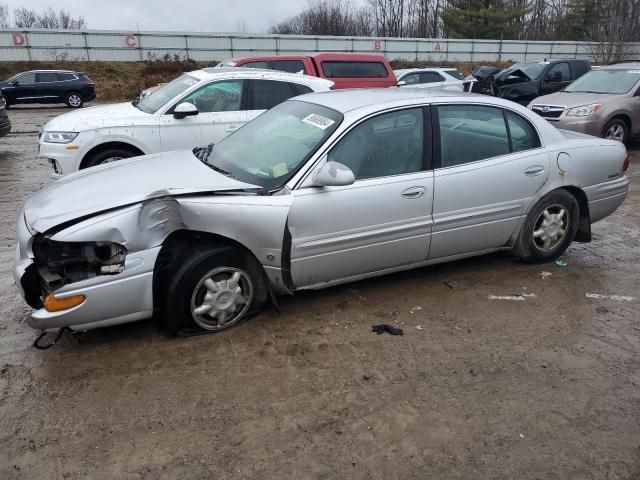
[
  {"x1": 270, "y1": 60, "x2": 306, "y2": 73},
  {"x1": 444, "y1": 69, "x2": 464, "y2": 80},
  {"x1": 58, "y1": 73, "x2": 78, "y2": 81},
  {"x1": 321, "y1": 61, "x2": 389, "y2": 78}
]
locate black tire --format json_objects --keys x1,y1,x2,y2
[
  {"x1": 162, "y1": 244, "x2": 268, "y2": 336},
  {"x1": 65, "y1": 92, "x2": 84, "y2": 108},
  {"x1": 514, "y1": 190, "x2": 579, "y2": 263},
  {"x1": 2, "y1": 94, "x2": 10, "y2": 109},
  {"x1": 601, "y1": 117, "x2": 629, "y2": 144},
  {"x1": 82, "y1": 147, "x2": 137, "y2": 169}
]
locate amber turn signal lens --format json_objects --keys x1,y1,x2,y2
[
  {"x1": 65, "y1": 145, "x2": 80, "y2": 150},
  {"x1": 43, "y1": 294, "x2": 86, "y2": 312}
]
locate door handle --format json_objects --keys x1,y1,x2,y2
[
  {"x1": 401, "y1": 186, "x2": 426, "y2": 199},
  {"x1": 224, "y1": 125, "x2": 240, "y2": 133},
  {"x1": 524, "y1": 165, "x2": 545, "y2": 176}
]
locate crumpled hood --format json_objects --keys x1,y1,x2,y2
[
  {"x1": 42, "y1": 102, "x2": 152, "y2": 132},
  {"x1": 531, "y1": 91, "x2": 620, "y2": 107},
  {"x1": 24, "y1": 149, "x2": 259, "y2": 233}
]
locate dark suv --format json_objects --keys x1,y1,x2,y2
[
  {"x1": 0, "y1": 70, "x2": 95, "y2": 108},
  {"x1": 464, "y1": 59, "x2": 591, "y2": 105}
]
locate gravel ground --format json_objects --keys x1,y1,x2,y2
[{"x1": 0, "y1": 105, "x2": 639, "y2": 480}]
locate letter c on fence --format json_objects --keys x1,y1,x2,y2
[
  {"x1": 374, "y1": 40, "x2": 381, "y2": 50},
  {"x1": 12, "y1": 33, "x2": 25, "y2": 46},
  {"x1": 125, "y1": 35, "x2": 138, "y2": 48}
]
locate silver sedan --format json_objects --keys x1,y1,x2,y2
[{"x1": 15, "y1": 90, "x2": 630, "y2": 336}]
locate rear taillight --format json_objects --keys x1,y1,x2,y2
[{"x1": 622, "y1": 154, "x2": 629, "y2": 172}]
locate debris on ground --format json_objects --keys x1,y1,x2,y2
[
  {"x1": 541, "y1": 271, "x2": 553, "y2": 279},
  {"x1": 555, "y1": 259, "x2": 568, "y2": 267},
  {"x1": 487, "y1": 293, "x2": 537, "y2": 301},
  {"x1": 371, "y1": 324, "x2": 404, "y2": 336},
  {"x1": 443, "y1": 281, "x2": 454, "y2": 290},
  {"x1": 415, "y1": 325, "x2": 424, "y2": 330},
  {"x1": 410, "y1": 306, "x2": 423, "y2": 313},
  {"x1": 586, "y1": 293, "x2": 635, "y2": 302}
]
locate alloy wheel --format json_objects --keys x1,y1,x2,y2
[
  {"x1": 190, "y1": 267, "x2": 253, "y2": 331},
  {"x1": 605, "y1": 123, "x2": 625, "y2": 142},
  {"x1": 532, "y1": 204, "x2": 569, "y2": 252},
  {"x1": 68, "y1": 94, "x2": 82, "y2": 107}
]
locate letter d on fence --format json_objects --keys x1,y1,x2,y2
[{"x1": 12, "y1": 33, "x2": 25, "y2": 46}]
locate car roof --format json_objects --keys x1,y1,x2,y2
[
  {"x1": 395, "y1": 67, "x2": 458, "y2": 75},
  {"x1": 295, "y1": 88, "x2": 507, "y2": 113},
  {"x1": 225, "y1": 53, "x2": 388, "y2": 63},
  {"x1": 22, "y1": 69, "x2": 80, "y2": 74},
  {"x1": 195, "y1": 67, "x2": 333, "y2": 86}
]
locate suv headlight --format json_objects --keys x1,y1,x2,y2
[
  {"x1": 43, "y1": 131, "x2": 79, "y2": 144},
  {"x1": 566, "y1": 104, "x2": 602, "y2": 117}
]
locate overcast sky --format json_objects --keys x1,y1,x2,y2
[{"x1": 9, "y1": 0, "x2": 323, "y2": 33}]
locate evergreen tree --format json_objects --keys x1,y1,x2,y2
[{"x1": 441, "y1": 0, "x2": 530, "y2": 39}]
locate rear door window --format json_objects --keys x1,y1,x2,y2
[
  {"x1": 444, "y1": 69, "x2": 464, "y2": 80},
  {"x1": 290, "y1": 83, "x2": 313, "y2": 95},
  {"x1": 437, "y1": 105, "x2": 510, "y2": 167},
  {"x1": 36, "y1": 72, "x2": 59, "y2": 83},
  {"x1": 321, "y1": 61, "x2": 388, "y2": 78},
  {"x1": 270, "y1": 60, "x2": 306, "y2": 73},
  {"x1": 547, "y1": 63, "x2": 571, "y2": 82},
  {"x1": 58, "y1": 73, "x2": 78, "y2": 81},
  {"x1": 505, "y1": 111, "x2": 541, "y2": 152},
  {"x1": 401, "y1": 73, "x2": 421, "y2": 85},
  {"x1": 420, "y1": 72, "x2": 445, "y2": 83},
  {"x1": 248, "y1": 79, "x2": 298, "y2": 110},
  {"x1": 241, "y1": 61, "x2": 269, "y2": 69},
  {"x1": 570, "y1": 61, "x2": 590, "y2": 79}
]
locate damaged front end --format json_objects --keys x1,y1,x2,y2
[{"x1": 32, "y1": 236, "x2": 127, "y2": 290}]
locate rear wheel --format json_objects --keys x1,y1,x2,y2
[
  {"x1": 514, "y1": 190, "x2": 579, "y2": 263},
  {"x1": 602, "y1": 118, "x2": 628, "y2": 144},
  {"x1": 162, "y1": 245, "x2": 268, "y2": 336},
  {"x1": 65, "y1": 92, "x2": 84, "y2": 108},
  {"x1": 82, "y1": 147, "x2": 137, "y2": 169}
]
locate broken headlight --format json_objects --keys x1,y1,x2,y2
[{"x1": 32, "y1": 237, "x2": 127, "y2": 289}]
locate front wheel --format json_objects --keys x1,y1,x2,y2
[
  {"x1": 162, "y1": 245, "x2": 268, "y2": 336},
  {"x1": 65, "y1": 92, "x2": 84, "y2": 108},
  {"x1": 2, "y1": 95, "x2": 10, "y2": 109},
  {"x1": 82, "y1": 147, "x2": 136, "y2": 169},
  {"x1": 514, "y1": 190, "x2": 579, "y2": 263},
  {"x1": 602, "y1": 118, "x2": 628, "y2": 144}
]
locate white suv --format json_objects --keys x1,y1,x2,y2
[
  {"x1": 395, "y1": 67, "x2": 465, "y2": 91},
  {"x1": 39, "y1": 68, "x2": 334, "y2": 176}
]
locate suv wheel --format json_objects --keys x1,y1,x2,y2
[
  {"x1": 82, "y1": 147, "x2": 137, "y2": 169},
  {"x1": 2, "y1": 95, "x2": 10, "y2": 109},
  {"x1": 602, "y1": 118, "x2": 628, "y2": 143},
  {"x1": 65, "y1": 92, "x2": 84, "y2": 108}
]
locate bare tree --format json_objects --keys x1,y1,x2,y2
[
  {"x1": 588, "y1": 0, "x2": 640, "y2": 63},
  {"x1": 0, "y1": 4, "x2": 9, "y2": 28},
  {"x1": 12, "y1": 7, "x2": 86, "y2": 29}
]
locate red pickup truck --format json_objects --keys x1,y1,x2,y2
[{"x1": 218, "y1": 53, "x2": 397, "y2": 89}]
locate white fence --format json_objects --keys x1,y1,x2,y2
[{"x1": 1, "y1": 28, "x2": 639, "y2": 63}]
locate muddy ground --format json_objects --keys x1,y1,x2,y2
[{"x1": 0, "y1": 105, "x2": 639, "y2": 480}]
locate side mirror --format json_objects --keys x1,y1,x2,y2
[
  {"x1": 397, "y1": 80, "x2": 407, "y2": 86},
  {"x1": 173, "y1": 102, "x2": 198, "y2": 119},
  {"x1": 10, "y1": 80, "x2": 19, "y2": 86},
  {"x1": 313, "y1": 161, "x2": 355, "y2": 187},
  {"x1": 543, "y1": 75, "x2": 551, "y2": 83}
]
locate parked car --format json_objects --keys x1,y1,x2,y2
[
  {"x1": 395, "y1": 67, "x2": 465, "y2": 91},
  {"x1": 216, "y1": 53, "x2": 397, "y2": 89},
  {"x1": 15, "y1": 90, "x2": 629, "y2": 337},
  {"x1": 464, "y1": 59, "x2": 591, "y2": 105},
  {"x1": 0, "y1": 96, "x2": 11, "y2": 138},
  {"x1": 529, "y1": 63, "x2": 640, "y2": 144},
  {"x1": 0, "y1": 70, "x2": 95, "y2": 108},
  {"x1": 38, "y1": 68, "x2": 333, "y2": 176}
]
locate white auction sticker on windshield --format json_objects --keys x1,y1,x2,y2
[{"x1": 302, "y1": 114, "x2": 335, "y2": 130}]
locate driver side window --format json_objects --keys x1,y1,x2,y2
[
  {"x1": 180, "y1": 80, "x2": 244, "y2": 113},
  {"x1": 16, "y1": 72, "x2": 36, "y2": 84},
  {"x1": 328, "y1": 108, "x2": 424, "y2": 180}
]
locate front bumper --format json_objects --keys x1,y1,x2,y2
[
  {"x1": 14, "y1": 237, "x2": 161, "y2": 332},
  {"x1": 547, "y1": 117, "x2": 603, "y2": 137},
  {"x1": 38, "y1": 134, "x2": 90, "y2": 177}
]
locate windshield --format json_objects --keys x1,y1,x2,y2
[
  {"x1": 4, "y1": 73, "x2": 20, "y2": 82},
  {"x1": 506, "y1": 62, "x2": 547, "y2": 80},
  {"x1": 566, "y1": 69, "x2": 640, "y2": 94},
  {"x1": 204, "y1": 100, "x2": 343, "y2": 190},
  {"x1": 136, "y1": 74, "x2": 199, "y2": 113}
]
